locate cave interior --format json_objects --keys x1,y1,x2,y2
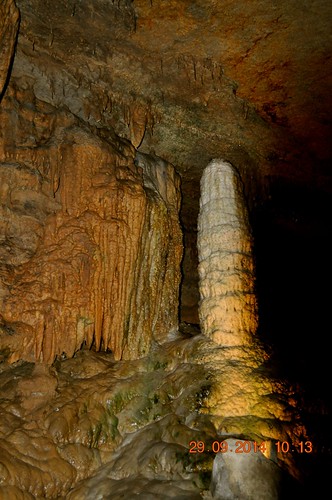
[{"x1": 0, "y1": 0, "x2": 331, "y2": 498}]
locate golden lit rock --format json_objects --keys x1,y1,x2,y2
[
  {"x1": 0, "y1": 85, "x2": 182, "y2": 364},
  {"x1": 0, "y1": 0, "x2": 328, "y2": 497},
  {"x1": 196, "y1": 160, "x2": 305, "y2": 490}
]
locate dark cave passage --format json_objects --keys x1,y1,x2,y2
[
  {"x1": 253, "y1": 179, "x2": 331, "y2": 389},
  {"x1": 178, "y1": 176, "x2": 200, "y2": 325},
  {"x1": 252, "y1": 178, "x2": 332, "y2": 495}
]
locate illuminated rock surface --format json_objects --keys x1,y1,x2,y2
[
  {"x1": 198, "y1": 159, "x2": 258, "y2": 347},
  {"x1": 210, "y1": 438, "x2": 280, "y2": 499},
  {"x1": 0, "y1": 328, "x2": 305, "y2": 498},
  {"x1": 197, "y1": 160, "x2": 272, "y2": 430},
  {"x1": 0, "y1": 0, "x2": 331, "y2": 497},
  {"x1": 0, "y1": 87, "x2": 182, "y2": 363}
]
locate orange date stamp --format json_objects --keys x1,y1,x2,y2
[{"x1": 189, "y1": 440, "x2": 313, "y2": 454}]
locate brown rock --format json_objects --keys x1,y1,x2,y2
[
  {"x1": 2, "y1": 0, "x2": 331, "y2": 330},
  {"x1": 0, "y1": 84, "x2": 182, "y2": 364},
  {"x1": 0, "y1": 0, "x2": 19, "y2": 100}
]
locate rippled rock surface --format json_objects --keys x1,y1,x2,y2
[
  {"x1": 0, "y1": 82, "x2": 182, "y2": 364},
  {"x1": 0, "y1": 324, "x2": 307, "y2": 498}
]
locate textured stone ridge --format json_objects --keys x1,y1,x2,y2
[
  {"x1": 0, "y1": 327, "x2": 307, "y2": 498},
  {"x1": 210, "y1": 438, "x2": 280, "y2": 499},
  {"x1": 0, "y1": 0, "x2": 19, "y2": 99},
  {"x1": 0, "y1": 83, "x2": 182, "y2": 364},
  {"x1": 198, "y1": 159, "x2": 258, "y2": 346}
]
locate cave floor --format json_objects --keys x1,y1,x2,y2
[
  {"x1": 0, "y1": 326, "x2": 216, "y2": 498},
  {"x1": 0, "y1": 324, "x2": 328, "y2": 499}
]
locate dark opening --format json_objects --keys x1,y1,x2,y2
[{"x1": 252, "y1": 178, "x2": 332, "y2": 495}]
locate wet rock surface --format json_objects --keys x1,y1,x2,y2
[
  {"x1": 0, "y1": 325, "x2": 307, "y2": 498},
  {"x1": 0, "y1": 83, "x2": 182, "y2": 364},
  {"x1": 0, "y1": 1, "x2": 331, "y2": 497}
]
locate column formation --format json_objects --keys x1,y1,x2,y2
[{"x1": 198, "y1": 159, "x2": 258, "y2": 347}]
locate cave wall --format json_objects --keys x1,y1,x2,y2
[
  {"x1": 2, "y1": 0, "x2": 330, "y2": 332},
  {"x1": 0, "y1": 1, "x2": 331, "y2": 496},
  {"x1": 0, "y1": 0, "x2": 20, "y2": 98},
  {"x1": 0, "y1": 0, "x2": 330, "y2": 383},
  {"x1": 0, "y1": 78, "x2": 183, "y2": 364}
]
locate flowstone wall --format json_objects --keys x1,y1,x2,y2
[{"x1": 0, "y1": 81, "x2": 183, "y2": 364}]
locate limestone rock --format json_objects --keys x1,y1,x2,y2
[
  {"x1": 0, "y1": 83, "x2": 182, "y2": 364},
  {"x1": 0, "y1": 0, "x2": 328, "y2": 496},
  {"x1": 198, "y1": 159, "x2": 258, "y2": 347},
  {"x1": 196, "y1": 160, "x2": 305, "y2": 485},
  {"x1": 0, "y1": 317, "x2": 309, "y2": 497},
  {"x1": 210, "y1": 438, "x2": 281, "y2": 499},
  {"x1": 0, "y1": 0, "x2": 19, "y2": 100},
  {"x1": 0, "y1": 342, "x2": 214, "y2": 498}
]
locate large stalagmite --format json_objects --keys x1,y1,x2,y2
[
  {"x1": 198, "y1": 159, "x2": 258, "y2": 347},
  {"x1": 197, "y1": 160, "x2": 304, "y2": 497}
]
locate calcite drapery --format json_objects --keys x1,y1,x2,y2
[
  {"x1": 0, "y1": 83, "x2": 182, "y2": 364},
  {"x1": 197, "y1": 159, "x2": 258, "y2": 346}
]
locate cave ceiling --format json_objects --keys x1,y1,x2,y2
[{"x1": 1, "y1": 0, "x2": 332, "y2": 221}]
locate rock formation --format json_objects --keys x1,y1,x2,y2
[
  {"x1": 0, "y1": 0, "x2": 19, "y2": 100},
  {"x1": 210, "y1": 438, "x2": 280, "y2": 500},
  {"x1": 197, "y1": 159, "x2": 305, "y2": 497},
  {"x1": 0, "y1": 0, "x2": 330, "y2": 497},
  {"x1": 0, "y1": 81, "x2": 182, "y2": 364},
  {"x1": 198, "y1": 159, "x2": 258, "y2": 347}
]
